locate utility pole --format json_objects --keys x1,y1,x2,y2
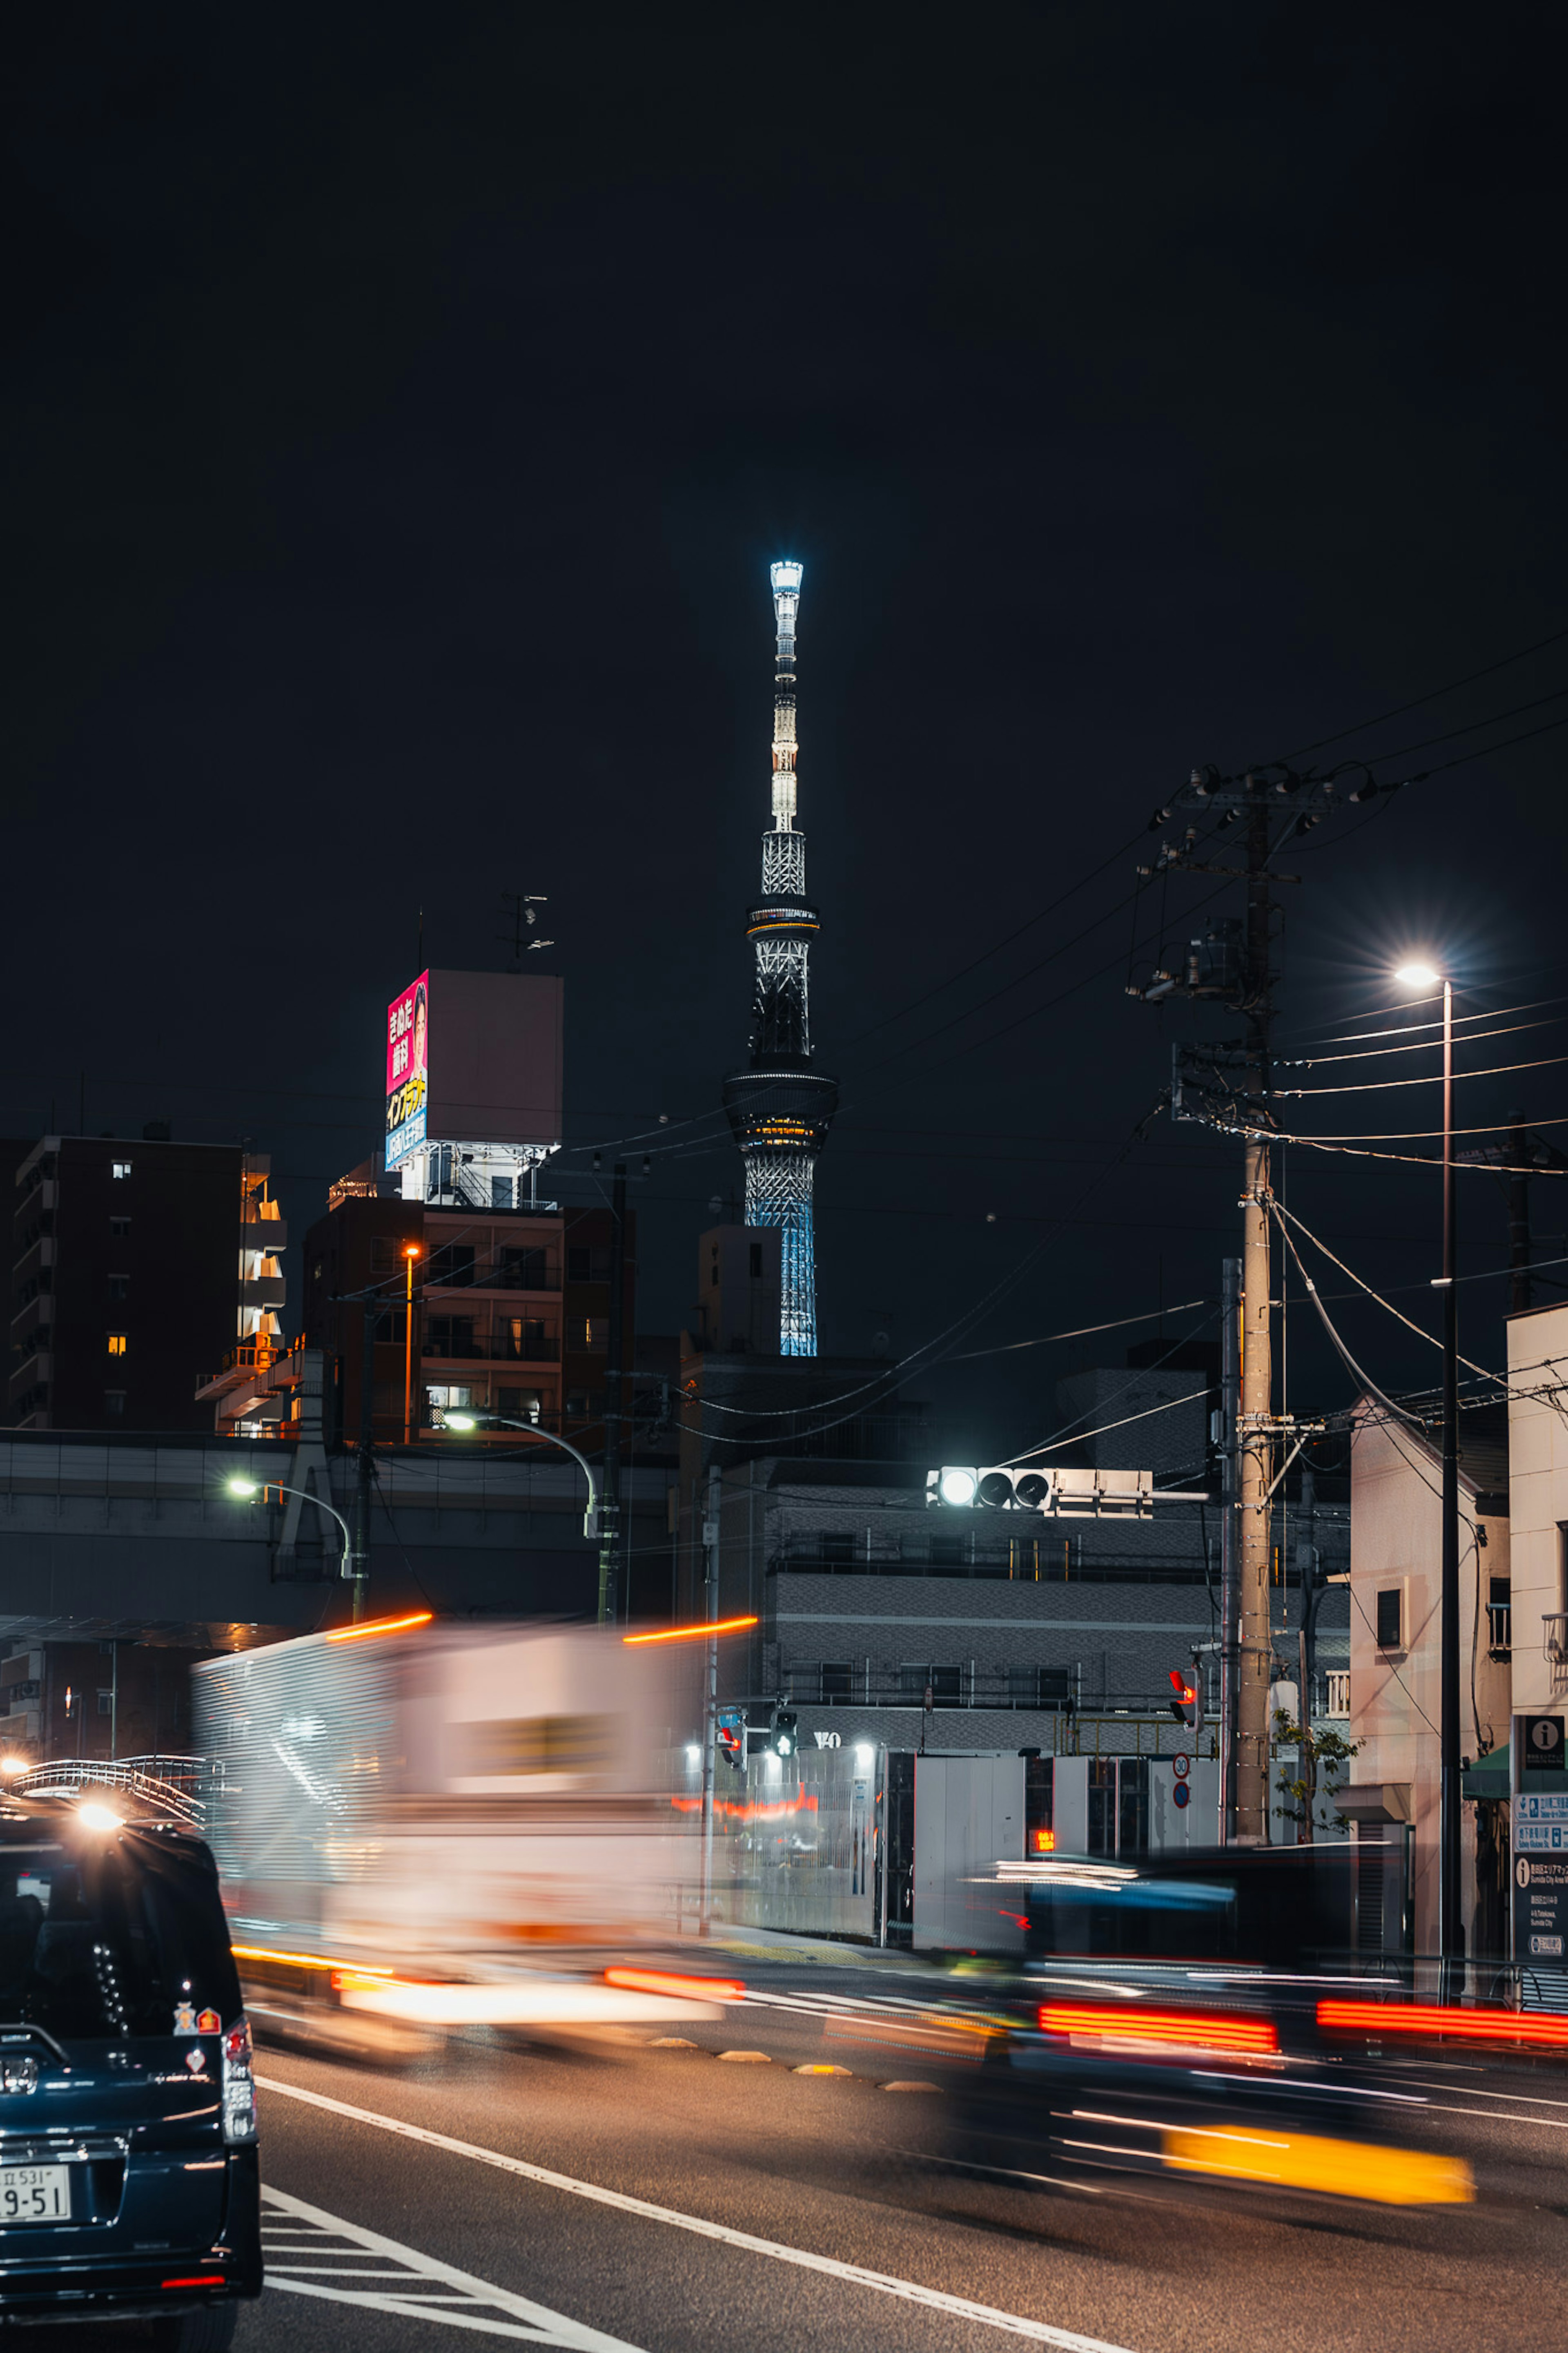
[
  {"x1": 352, "y1": 1299, "x2": 375, "y2": 1623},
  {"x1": 597, "y1": 1162, "x2": 627, "y2": 1626},
  {"x1": 1218, "y1": 1255, "x2": 1241, "y2": 1839},
  {"x1": 699, "y1": 1466, "x2": 720, "y2": 1938},
  {"x1": 1294, "y1": 1461, "x2": 1324, "y2": 1842},
  {"x1": 1236, "y1": 794, "x2": 1276, "y2": 1842},
  {"x1": 1439, "y1": 975, "x2": 1461, "y2": 1989},
  {"x1": 1136, "y1": 762, "x2": 1365, "y2": 1839}
]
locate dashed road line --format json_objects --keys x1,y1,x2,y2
[
  {"x1": 261, "y1": 2185, "x2": 646, "y2": 2347},
  {"x1": 258, "y1": 2075, "x2": 1140, "y2": 2351}
]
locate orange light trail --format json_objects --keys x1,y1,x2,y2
[
  {"x1": 604, "y1": 1967, "x2": 745, "y2": 2002},
  {"x1": 1318, "y1": 1998, "x2": 1568, "y2": 2047},
  {"x1": 1039, "y1": 2004, "x2": 1279, "y2": 2056},
  {"x1": 231, "y1": 1943, "x2": 393, "y2": 1975},
  {"x1": 624, "y1": 1616, "x2": 758, "y2": 1646},
  {"x1": 326, "y1": 1610, "x2": 434, "y2": 1642}
]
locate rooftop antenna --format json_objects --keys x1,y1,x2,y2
[{"x1": 499, "y1": 891, "x2": 554, "y2": 966}]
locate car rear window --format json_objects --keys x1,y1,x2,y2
[{"x1": 0, "y1": 1832, "x2": 241, "y2": 2042}]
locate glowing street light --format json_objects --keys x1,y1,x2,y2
[
  {"x1": 440, "y1": 1413, "x2": 601, "y2": 1540},
  {"x1": 402, "y1": 1242, "x2": 422, "y2": 1445},
  {"x1": 225, "y1": 1476, "x2": 353, "y2": 1581},
  {"x1": 1394, "y1": 955, "x2": 1460, "y2": 1992}
]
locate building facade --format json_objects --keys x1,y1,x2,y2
[
  {"x1": 10, "y1": 1134, "x2": 285, "y2": 1432},
  {"x1": 297, "y1": 1191, "x2": 634, "y2": 1450}
]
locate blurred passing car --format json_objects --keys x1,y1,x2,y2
[
  {"x1": 948, "y1": 1846, "x2": 1474, "y2": 2212},
  {"x1": 0, "y1": 1788, "x2": 260, "y2": 2346}
]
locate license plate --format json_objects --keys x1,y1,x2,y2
[{"x1": 0, "y1": 2166, "x2": 70, "y2": 2222}]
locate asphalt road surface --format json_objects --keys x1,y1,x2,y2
[{"x1": 54, "y1": 1957, "x2": 1568, "y2": 2353}]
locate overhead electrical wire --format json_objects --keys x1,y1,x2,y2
[
  {"x1": 1258, "y1": 622, "x2": 1568, "y2": 767},
  {"x1": 1275, "y1": 1049, "x2": 1568, "y2": 1098},
  {"x1": 1277, "y1": 1011, "x2": 1568, "y2": 1068},
  {"x1": 946, "y1": 1297, "x2": 1209, "y2": 1365}
]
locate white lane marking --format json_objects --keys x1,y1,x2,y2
[
  {"x1": 258, "y1": 2076, "x2": 1139, "y2": 2352},
  {"x1": 261, "y1": 2185, "x2": 646, "y2": 2349}
]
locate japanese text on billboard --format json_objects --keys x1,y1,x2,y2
[{"x1": 385, "y1": 971, "x2": 429, "y2": 1170}]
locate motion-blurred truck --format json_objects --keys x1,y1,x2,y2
[{"x1": 194, "y1": 1615, "x2": 715, "y2": 2052}]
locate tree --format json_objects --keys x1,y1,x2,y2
[{"x1": 1272, "y1": 1708, "x2": 1361, "y2": 1842}]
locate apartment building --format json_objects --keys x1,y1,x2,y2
[{"x1": 9, "y1": 1133, "x2": 285, "y2": 1431}]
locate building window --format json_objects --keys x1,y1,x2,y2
[
  {"x1": 425, "y1": 1383, "x2": 479, "y2": 1412},
  {"x1": 499, "y1": 1246, "x2": 549, "y2": 1289},
  {"x1": 106, "y1": 1334, "x2": 127, "y2": 1357},
  {"x1": 900, "y1": 1664, "x2": 960, "y2": 1707},
  {"x1": 499, "y1": 1316, "x2": 553, "y2": 1361},
  {"x1": 1375, "y1": 1587, "x2": 1402, "y2": 1651},
  {"x1": 820, "y1": 1663, "x2": 852, "y2": 1705},
  {"x1": 111, "y1": 1160, "x2": 131, "y2": 1180},
  {"x1": 109, "y1": 1216, "x2": 130, "y2": 1237},
  {"x1": 104, "y1": 1391, "x2": 125, "y2": 1417},
  {"x1": 929, "y1": 1532, "x2": 967, "y2": 1569},
  {"x1": 568, "y1": 1247, "x2": 591, "y2": 1284},
  {"x1": 107, "y1": 1274, "x2": 128, "y2": 1299},
  {"x1": 498, "y1": 1387, "x2": 542, "y2": 1422},
  {"x1": 428, "y1": 1242, "x2": 476, "y2": 1287},
  {"x1": 1488, "y1": 1577, "x2": 1512, "y2": 1659},
  {"x1": 1008, "y1": 1667, "x2": 1040, "y2": 1708},
  {"x1": 97, "y1": 1692, "x2": 113, "y2": 1717},
  {"x1": 425, "y1": 1316, "x2": 477, "y2": 1359},
  {"x1": 572, "y1": 1317, "x2": 605, "y2": 1351},
  {"x1": 818, "y1": 1532, "x2": 855, "y2": 1565}
]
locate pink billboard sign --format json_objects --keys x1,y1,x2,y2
[{"x1": 385, "y1": 970, "x2": 429, "y2": 1169}]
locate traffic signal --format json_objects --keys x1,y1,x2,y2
[
  {"x1": 716, "y1": 1707, "x2": 746, "y2": 1771},
  {"x1": 770, "y1": 1708, "x2": 798, "y2": 1759},
  {"x1": 1168, "y1": 1666, "x2": 1203, "y2": 1733}
]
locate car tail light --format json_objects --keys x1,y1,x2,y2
[
  {"x1": 1317, "y1": 1997, "x2": 1568, "y2": 2048},
  {"x1": 1038, "y1": 2003, "x2": 1279, "y2": 2056},
  {"x1": 221, "y1": 2016, "x2": 257, "y2": 2144}
]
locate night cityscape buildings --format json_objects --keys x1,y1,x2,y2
[{"x1": 722, "y1": 562, "x2": 837, "y2": 1356}]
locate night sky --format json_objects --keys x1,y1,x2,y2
[{"x1": 9, "y1": 6, "x2": 1567, "y2": 1459}]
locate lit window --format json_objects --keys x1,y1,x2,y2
[
  {"x1": 107, "y1": 1334, "x2": 127, "y2": 1357},
  {"x1": 111, "y1": 1161, "x2": 131, "y2": 1181}
]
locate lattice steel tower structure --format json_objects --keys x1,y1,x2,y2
[{"x1": 722, "y1": 561, "x2": 838, "y2": 1355}]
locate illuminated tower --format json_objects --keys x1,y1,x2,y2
[{"x1": 722, "y1": 561, "x2": 838, "y2": 1356}]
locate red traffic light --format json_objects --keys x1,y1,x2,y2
[{"x1": 1168, "y1": 1669, "x2": 1198, "y2": 1706}]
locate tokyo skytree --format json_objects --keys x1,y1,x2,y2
[{"x1": 722, "y1": 561, "x2": 838, "y2": 1355}]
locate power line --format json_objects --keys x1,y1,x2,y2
[{"x1": 1261, "y1": 623, "x2": 1568, "y2": 767}]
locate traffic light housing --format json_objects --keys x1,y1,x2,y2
[
  {"x1": 717, "y1": 1706, "x2": 746, "y2": 1771},
  {"x1": 1168, "y1": 1665, "x2": 1204, "y2": 1733},
  {"x1": 770, "y1": 1708, "x2": 798, "y2": 1759}
]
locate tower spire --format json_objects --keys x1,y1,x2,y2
[{"x1": 722, "y1": 560, "x2": 837, "y2": 1355}]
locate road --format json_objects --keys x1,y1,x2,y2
[{"x1": 89, "y1": 1958, "x2": 1568, "y2": 2351}]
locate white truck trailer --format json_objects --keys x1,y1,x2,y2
[{"x1": 194, "y1": 1615, "x2": 717, "y2": 2050}]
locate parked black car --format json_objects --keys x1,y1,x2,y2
[{"x1": 0, "y1": 1791, "x2": 260, "y2": 2347}]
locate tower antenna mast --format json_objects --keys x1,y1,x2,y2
[{"x1": 722, "y1": 562, "x2": 837, "y2": 1354}]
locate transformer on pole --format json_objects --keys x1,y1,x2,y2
[{"x1": 722, "y1": 562, "x2": 837, "y2": 1354}]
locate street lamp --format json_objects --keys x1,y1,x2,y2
[
  {"x1": 441, "y1": 1415, "x2": 601, "y2": 1541},
  {"x1": 225, "y1": 1476, "x2": 354, "y2": 1582},
  {"x1": 1394, "y1": 959, "x2": 1461, "y2": 1992},
  {"x1": 402, "y1": 1244, "x2": 422, "y2": 1445}
]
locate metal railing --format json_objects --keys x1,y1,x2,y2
[{"x1": 8, "y1": 1755, "x2": 212, "y2": 1828}]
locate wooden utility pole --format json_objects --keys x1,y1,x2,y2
[
  {"x1": 1235, "y1": 797, "x2": 1276, "y2": 1840},
  {"x1": 1133, "y1": 760, "x2": 1361, "y2": 1837}
]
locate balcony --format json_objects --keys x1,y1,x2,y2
[{"x1": 1546, "y1": 1615, "x2": 1568, "y2": 1695}]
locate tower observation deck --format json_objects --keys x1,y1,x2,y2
[{"x1": 722, "y1": 561, "x2": 837, "y2": 1356}]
